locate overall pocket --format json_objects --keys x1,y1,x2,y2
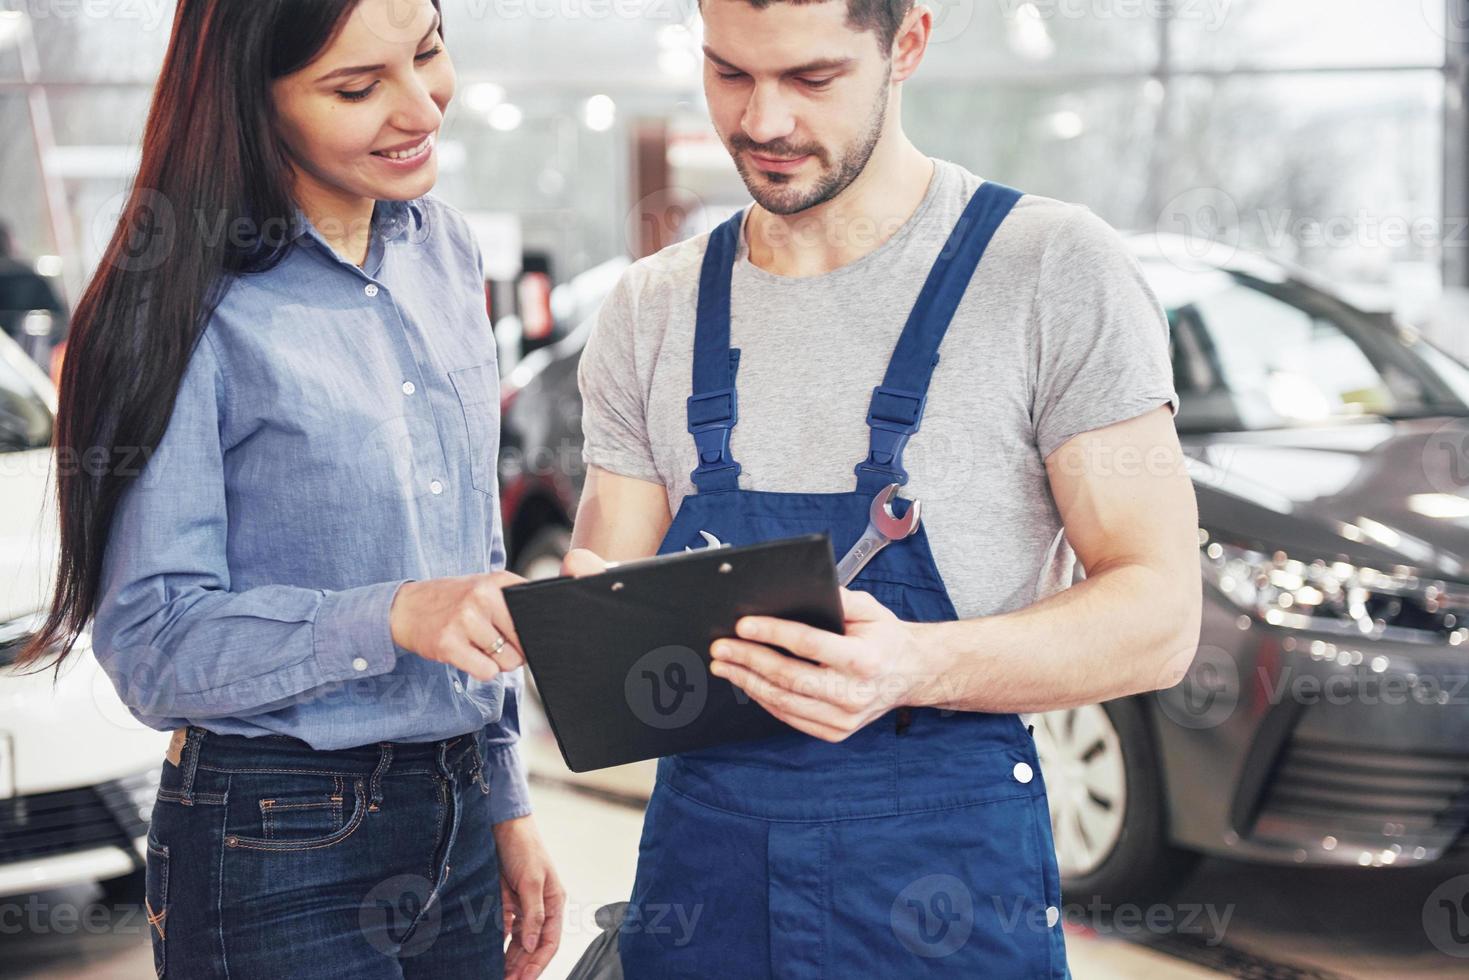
[
  {"x1": 224, "y1": 773, "x2": 367, "y2": 853},
  {"x1": 145, "y1": 839, "x2": 169, "y2": 978}
]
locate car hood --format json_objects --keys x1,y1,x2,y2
[
  {"x1": 1183, "y1": 415, "x2": 1469, "y2": 580},
  {"x1": 0, "y1": 449, "x2": 59, "y2": 623}
]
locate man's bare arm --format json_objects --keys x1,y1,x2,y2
[
  {"x1": 568, "y1": 465, "x2": 673, "y2": 563},
  {"x1": 913, "y1": 405, "x2": 1203, "y2": 713}
]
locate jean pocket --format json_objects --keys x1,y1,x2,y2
[
  {"x1": 224, "y1": 775, "x2": 367, "y2": 853},
  {"x1": 448, "y1": 361, "x2": 500, "y2": 495},
  {"x1": 145, "y1": 839, "x2": 169, "y2": 978}
]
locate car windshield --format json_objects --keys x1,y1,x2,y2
[
  {"x1": 0, "y1": 341, "x2": 53, "y2": 453},
  {"x1": 1145, "y1": 263, "x2": 1469, "y2": 433}
]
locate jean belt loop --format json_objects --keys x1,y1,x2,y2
[
  {"x1": 179, "y1": 727, "x2": 204, "y2": 805},
  {"x1": 369, "y1": 743, "x2": 393, "y2": 812}
]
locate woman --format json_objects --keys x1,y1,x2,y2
[{"x1": 19, "y1": 1, "x2": 563, "y2": 976}]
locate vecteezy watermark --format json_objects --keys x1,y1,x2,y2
[
  {"x1": 1152, "y1": 641, "x2": 1469, "y2": 732},
  {"x1": 90, "y1": 189, "x2": 177, "y2": 274},
  {"x1": 618, "y1": 901, "x2": 704, "y2": 947},
  {"x1": 1155, "y1": 186, "x2": 1244, "y2": 268},
  {"x1": 1153, "y1": 644, "x2": 1240, "y2": 730},
  {"x1": 890, "y1": 874, "x2": 976, "y2": 958},
  {"x1": 7, "y1": 0, "x2": 172, "y2": 32},
  {"x1": 360, "y1": 874, "x2": 444, "y2": 958},
  {"x1": 0, "y1": 895, "x2": 149, "y2": 936},
  {"x1": 1155, "y1": 186, "x2": 1460, "y2": 272},
  {"x1": 993, "y1": 0, "x2": 1232, "y2": 30},
  {"x1": 89, "y1": 191, "x2": 416, "y2": 275},
  {"x1": 1422, "y1": 0, "x2": 1469, "y2": 45},
  {"x1": 1423, "y1": 874, "x2": 1469, "y2": 959},
  {"x1": 92, "y1": 648, "x2": 446, "y2": 732},
  {"x1": 1002, "y1": 895, "x2": 1234, "y2": 945},
  {"x1": 625, "y1": 645, "x2": 710, "y2": 730},
  {"x1": 624, "y1": 186, "x2": 712, "y2": 266},
  {"x1": 1423, "y1": 419, "x2": 1469, "y2": 496},
  {"x1": 924, "y1": 0, "x2": 976, "y2": 46},
  {"x1": 462, "y1": 0, "x2": 691, "y2": 22},
  {"x1": 355, "y1": 887, "x2": 702, "y2": 956}
]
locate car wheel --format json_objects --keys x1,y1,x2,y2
[
  {"x1": 1028, "y1": 698, "x2": 1199, "y2": 904},
  {"x1": 513, "y1": 525, "x2": 572, "y2": 582}
]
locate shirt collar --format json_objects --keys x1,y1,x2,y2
[{"x1": 288, "y1": 198, "x2": 424, "y2": 251}]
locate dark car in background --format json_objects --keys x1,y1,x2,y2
[
  {"x1": 496, "y1": 258, "x2": 627, "y2": 581},
  {"x1": 496, "y1": 234, "x2": 1469, "y2": 905}
]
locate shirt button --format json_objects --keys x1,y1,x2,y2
[
  {"x1": 364, "y1": 283, "x2": 379, "y2": 297},
  {"x1": 1013, "y1": 762, "x2": 1034, "y2": 784},
  {"x1": 352, "y1": 657, "x2": 369, "y2": 672},
  {"x1": 402, "y1": 381, "x2": 416, "y2": 395},
  {"x1": 453, "y1": 679, "x2": 464, "y2": 694},
  {"x1": 1046, "y1": 906, "x2": 1060, "y2": 928},
  {"x1": 429, "y1": 480, "x2": 444, "y2": 495}
]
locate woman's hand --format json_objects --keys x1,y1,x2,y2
[
  {"x1": 388, "y1": 572, "x2": 527, "y2": 682},
  {"x1": 560, "y1": 548, "x2": 611, "y2": 578},
  {"x1": 494, "y1": 815, "x2": 565, "y2": 980}
]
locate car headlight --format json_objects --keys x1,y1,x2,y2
[{"x1": 1200, "y1": 535, "x2": 1469, "y2": 645}]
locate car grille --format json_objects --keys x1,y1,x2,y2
[
  {"x1": 1253, "y1": 737, "x2": 1469, "y2": 855},
  {"x1": 0, "y1": 785, "x2": 139, "y2": 864}
]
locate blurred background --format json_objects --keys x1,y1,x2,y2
[{"x1": 5, "y1": 1, "x2": 1469, "y2": 978}]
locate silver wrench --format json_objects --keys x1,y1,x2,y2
[
  {"x1": 835, "y1": 484, "x2": 922, "y2": 586},
  {"x1": 685, "y1": 530, "x2": 726, "y2": 552}
]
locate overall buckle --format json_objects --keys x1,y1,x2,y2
[
  {"x1": 855, "y1": 385, "x2": 926, "y2": 484},
  {"x1": 688, "y1": 388, "x2": 741, "y2": 479}
]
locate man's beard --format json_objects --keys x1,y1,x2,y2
[{"x1": 726, "y1": 80, "x2": 891, "y2": 217}]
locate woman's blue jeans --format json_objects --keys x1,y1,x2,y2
[{"x1": 144, "y1": 727, "x2": 505, "y2": 978}]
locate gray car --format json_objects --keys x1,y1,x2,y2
[{"x1": 1033, "y1": 234, "x2": 1469, "y2": 903}]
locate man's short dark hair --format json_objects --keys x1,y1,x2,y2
[{"x1": 705, "y1": 0, "x2": 915, "y2": 52}]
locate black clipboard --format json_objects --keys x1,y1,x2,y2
[{"x1": 502, "y1": 533, "x2": 844, "y2": 772}]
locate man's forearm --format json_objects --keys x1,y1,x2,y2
[{"x1": 910, "y1": 562, "x2": 1202, "y2": 714}]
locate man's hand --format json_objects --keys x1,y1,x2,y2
[
  {"x1": 493, "y1": 816, "x2": 565, "y2": 980},
  {"x1": 709, "y1": 588, "x2": 939, "y2": 742}
]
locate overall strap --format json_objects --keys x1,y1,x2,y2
[
  {"x1": 687, "y1": 208, "x2": 747, "y2": 493},
  {"x1": 854, "y1": 181, "x2": 1024, "y2": 496}
]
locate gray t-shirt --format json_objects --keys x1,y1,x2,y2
[{"x1": 578, "y1": 159, "x2": 1179, "y2": 620}]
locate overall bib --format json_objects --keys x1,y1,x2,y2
[{"x1": 619, "y1": 181, "x2": 1070, "y2": 979}]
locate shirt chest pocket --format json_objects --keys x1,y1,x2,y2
[{"x1": 448, "y1": 361, "x2": 500, "y2": 495}]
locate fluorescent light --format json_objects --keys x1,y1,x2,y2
[
  {"x1": 464, "y1": 82, "x2": 505, "y2": 114},
  {"x1": 0, "y1": 11, "x2": 29, "y2": 51},
  {"x1": 488, "y1": 103, "x2": 523, "y2": 132},
  {"x1": 1045, "y1": 110, "x2": 1084, "y2": 140},
  {"x1": 1007, "y1": 3, "x2": 1055, "y2": 61},
  {"x1": 583, "y1": 94, "x2": 616, "y2": 132},
  {"x1": 1407, "y1": 493, "x2": 1469, "y2": 520}
]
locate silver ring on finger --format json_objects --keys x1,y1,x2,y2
[{"x1": 489, "y1": 633, "x2": 507, "y2": 658}]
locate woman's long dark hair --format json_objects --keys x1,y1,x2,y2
[{"x1": 20, "y1": 0, "x2": 440, "y2": 670}]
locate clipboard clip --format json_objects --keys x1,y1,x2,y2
[{"x1": 603, "y1": 530, "x2": 729, "y2": 573}]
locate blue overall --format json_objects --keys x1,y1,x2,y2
[{"x1": 618, "y1": 182, "x2": 1070, "y2": 979}]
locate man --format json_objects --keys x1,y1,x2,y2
[
  {"x1": 567, "y1": 0, "x2": 1201, "y2": 974},
  {"x1": 0, "y1": 220, "x2": 67, "y2": 367}
]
